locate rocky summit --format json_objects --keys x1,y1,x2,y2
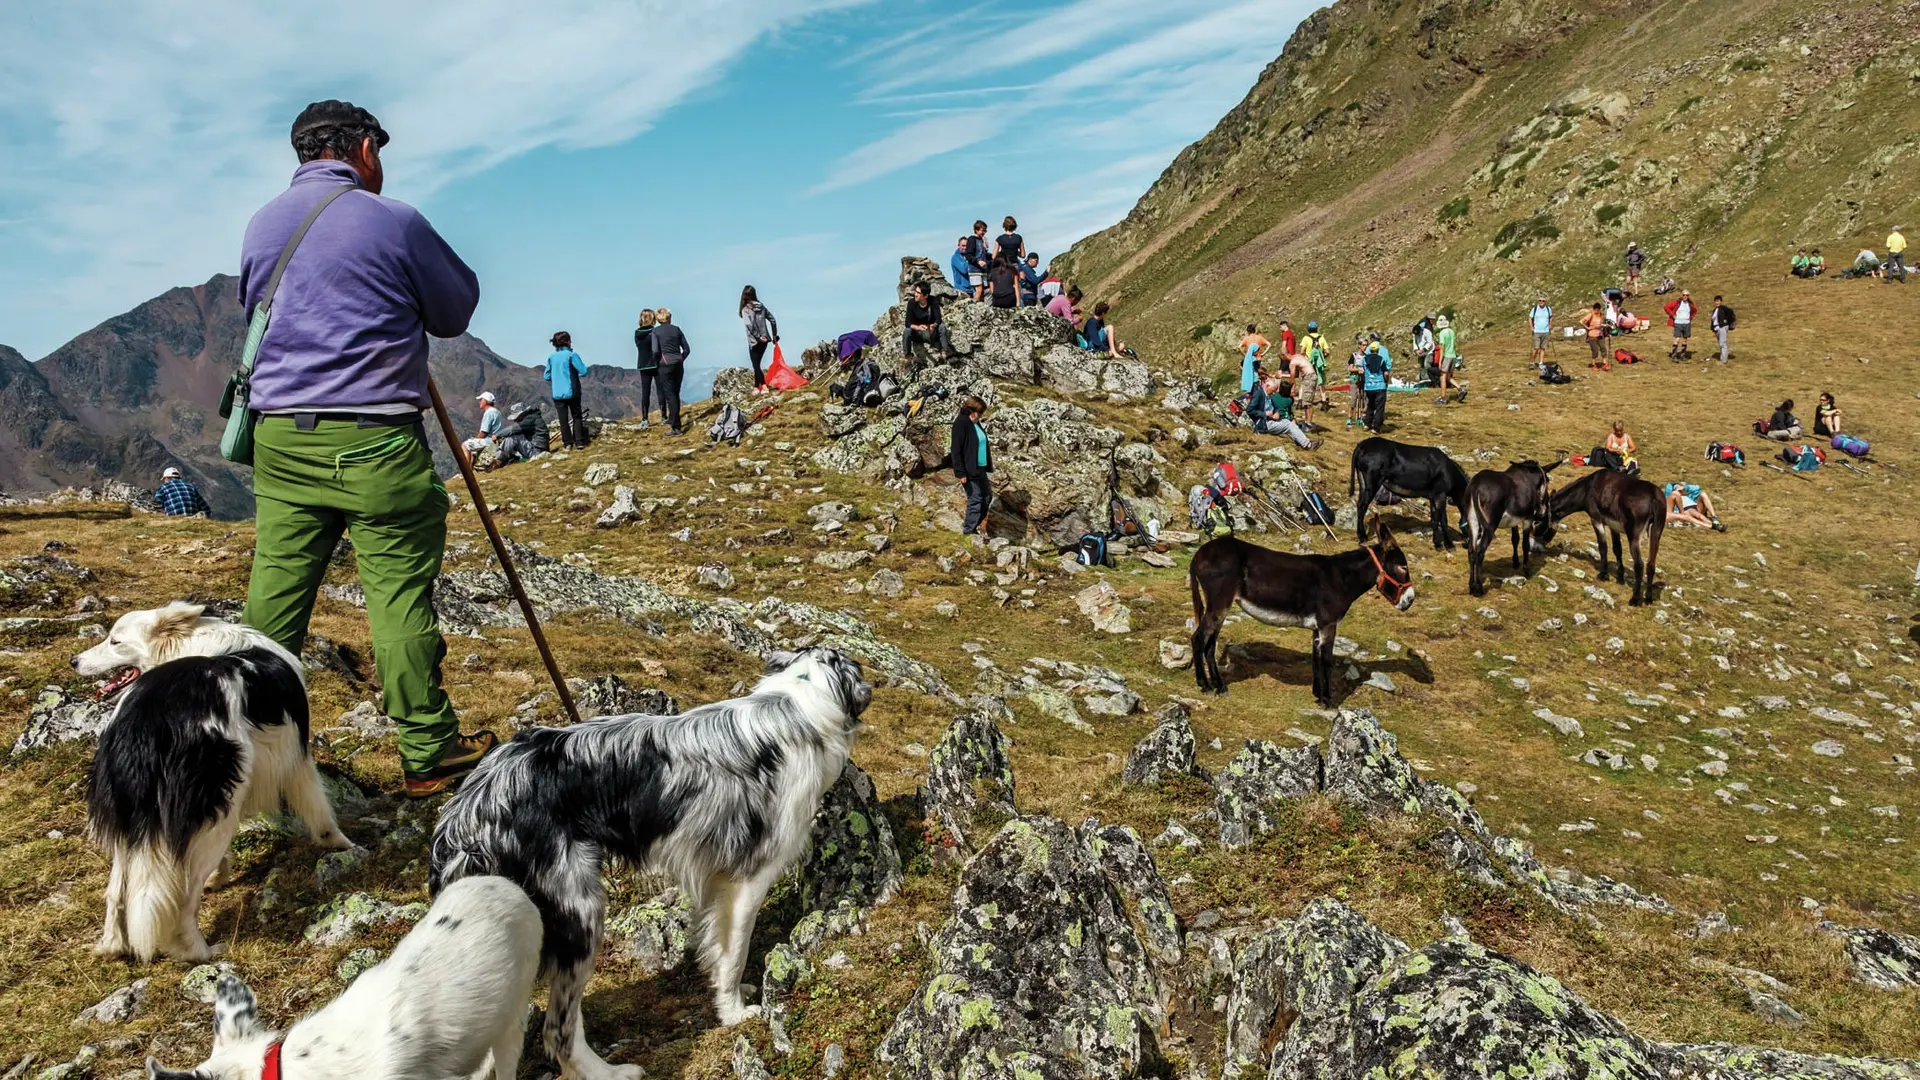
[{"x1": 2, "y1": 0, "x2": 1918, "y2": 1075}]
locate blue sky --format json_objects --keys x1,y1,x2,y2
[{"x1": 0, "y1": 0, "x2": 1309, "y2": 392}]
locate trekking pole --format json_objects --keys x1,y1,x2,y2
[{"x1": 425, "y1": 377, "x2": 582, "y2": 726}]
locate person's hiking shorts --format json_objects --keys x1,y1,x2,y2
[
  {"x1": 1674, "y1": 323, "x2": 1692, "y2": 338},
  {"x1": 1533, "y1": 332, "x2": 1550, "y2": 350},
  {"x1": 967, "y1": 272, "x2": 986, "y2": 288},
  {"x1": 1294, "y1": 368, "x2": 1317, "y2": 404}
]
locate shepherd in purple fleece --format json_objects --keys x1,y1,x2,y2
[
  {"x1": 237, "y1": 160, "x2": 479, "y2": 410},
  {"x1": 238, "y1": 100, "x2": 498, "y2": 800}
]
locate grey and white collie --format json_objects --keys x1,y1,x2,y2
[
  {"x1": 429, "y1": 648, "x2": 873, "y2": 1080},
  {"x1": 74, "y1": 601, "x2": 350, "y2": 962},
  {"x1": 146, "y1": 876, "x2": 541, "y2": 1080}
]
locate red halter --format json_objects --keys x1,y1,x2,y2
[{"x1": 1365, "y1": 544, "x2": 1411, "y2": 604}]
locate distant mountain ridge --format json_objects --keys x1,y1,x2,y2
[{"x1": 1, "y1": 274, "x2": 659, "y2": 518}]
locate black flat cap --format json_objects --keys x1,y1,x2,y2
[{"x1": 290, "y1": 100, "x2": 389, "y2": 147}]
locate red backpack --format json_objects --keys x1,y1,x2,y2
[
  {"x1": 1211, "y1": 462, "x2": 1244, "y2": 496},
  {"x1": 1613, "y1": 348, "x2": 1643, "y2": 364}
]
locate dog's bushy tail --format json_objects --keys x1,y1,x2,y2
[{"x1": 121, "y1": 844, "x2": 184, "y2": 962}]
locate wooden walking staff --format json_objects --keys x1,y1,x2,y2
[{"x1": 425, "y1": 377, "x2": 581, "y2": 726}]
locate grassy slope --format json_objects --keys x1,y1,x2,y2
[{"x1": 1062, "y1": 0, "x2": 1920, "y2": 368}]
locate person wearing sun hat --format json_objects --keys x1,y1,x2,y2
[
  {"x1": 155, "y1": 467, "x2": 210, "y2": 516},
  {"x1": 237, "y1": 99, "x2": 494, "y2": 797},
  {"x1": 1434, "y1": 314, "x2": 1463, "y2": 404}
]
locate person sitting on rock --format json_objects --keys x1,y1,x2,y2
[
  {"x1": 902, "y1": 281, "x2": 954, "y2": 368},
  {"x1": 1248, "y1": 373, "x2": 1320, "y2": 450},
  {"x1": 987, "y1": 252, "x2": 1020, "y2": 310},
  {"x1": 948, "y1": 236, "x2": 973, "y2": 294},
  {"x1": 155, "y1": 467, "x2": 210, "y2": 516},
  {"x1": 1083, "y1": 301, "x2": 1132, "y2": 359},
  {"x1": 1019, "y1": 252, "x2": 1043, "y2": 307},
  {"x1": 1046, "y1": 284, "x2": 1080, "y2": 322},
  {"x1": 462, "y1": 391, "x2": 502, "y2": 462}
]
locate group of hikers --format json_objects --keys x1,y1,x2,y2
[
  {"x1": 1232, "y1": 311, "x2": 1465, "y2": 446},
  {"x1": 945, "y1": 216, "x2": 1133, "y2": 359},
  {"x1": 1793, "y1": 227, "x2": 1906, "y2": 281}
]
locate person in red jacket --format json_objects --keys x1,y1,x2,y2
[{"x1": 1663, "y1": 290, "x2": 1699, "y2": 361}]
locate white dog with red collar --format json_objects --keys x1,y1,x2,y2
[{"x1": 147, "y1": 876, "x2": 540, "y2": 1080}]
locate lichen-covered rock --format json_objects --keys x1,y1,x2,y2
[
  {"x1": 595, "y1": 484, "x2": 640, "y2": 528},
  {"x1": 1213, "y1": 739, "x2": 1322, "y2": 848},
  {"x1": 1821, "y1": 922, "x2": 1920, "y2": 990},
  {"x1": 1225, "y1": 899, "x2": 1410, "y2": 1079},
  {"x1": 732, "y1": 1034, "x2": 773, "y2": 1080},
  {"x1": 12, "y1": 686, "x2": 114, "y2": 756},
  {"x1": 1320, "y1": 706, "x2": 1423, "y2": 815},
  {"x1": 878, "y1": 816, "x2": 1168, "y2": 1080},
  {"x1": 72, "y1": 978, "x2": 149, "y2": 1026},
  {"x1": 1430, "y1": 826, "x2": 1505, "y2": 890},
  {"x1": 1121, "y1": 707, "x2": 1207, "y2": 786},
  {"x1": 761, "y1": 943, "x2": 813, "y2": 1055},
  {"x1": 1079, "y1": 819, "x2": 1183, "y2": 971},
  {"x1": 1660, "y1": 1043, "x2": 1920, "y2": 1079},
  {"x1": 922, "y1": 711, "x2": 1018, "y2": 859},
  {"x1": 569, "y1": 674, "x2": 678, "y2": 719},
  {"x1": 582, "y1": 461, "x2": 619, "y2": 486},
  {"x1": 302, "y1": 893, "x2": 427, "y2": 947},
  {"x1": 710, "y1": 366, "x2": 756, "y2": 403},
  {"x1": 793, "y1": 762, "x2": 903, "y2": 913},
  {"x1": 606, "y1": 887, "x2": 692, "y2": 974},
  {"x1": 1075, "y1": 580, "x2": 1133, "y2": 634}
]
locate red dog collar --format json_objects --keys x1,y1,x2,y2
[{"x1": 263, "y1": 1041, "x2": 284, "y2": 1080}]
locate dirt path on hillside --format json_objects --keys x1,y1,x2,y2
[{"x1": 1089, "y1": 187, "x2": 1233, "y2": 299}]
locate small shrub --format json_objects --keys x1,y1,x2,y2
[
  {"x1": 1492, "y1": 213, "x2": 1561, "y2": 259},
  {"x1": 1189, "y1": 323, "x2": 1216, "y2": 342},
  {"x1": 1732, "y1": 57, "x2": 1766, "y2": 72},
  {"x1": 1595, "y1": 204, "x2": 1629, "y2": 226},
  {"x1": 1674, "y1": 95, "x2": 1704, "y2": 115},
  {"x1": 1438, "y1": 196, "x2": 1472, "y2": 224}
]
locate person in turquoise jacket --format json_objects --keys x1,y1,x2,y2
[
  {"x1": 1360, "y1": 334, "x2": 1392, "y2": 432},
  {"x1": 544, "y1": 331, "x2": 590, "y2": 450}
]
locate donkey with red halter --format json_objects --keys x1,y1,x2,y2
[
  {"x1": 1533, "y1": 469, "x2": 1666, "y2": 605},
  {"x1": 1464, "y1": 458, "x2": 1561, "y2": 596},
  {"x1": 1190, "y1": 522, "x2": 1416, "y2": 705}
]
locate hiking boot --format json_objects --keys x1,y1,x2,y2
[
  {"x1": 403, "y1": 731, "x2": 500, "y2": 799},
  {"x1": 1306, "y1": 439, "x2": 1324, "y2": 450},
  {"x1": 1711, "y1": 519, "x2": 1727, "y2": 532}
]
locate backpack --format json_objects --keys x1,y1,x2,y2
[
  {"x1": 1227, "y1": 394, "x2": 1248, "y2": 417},
  {"x1": 1364, "y1": 348, "x2": 1387, "y2": 377},
  {"x1": 1653, "y1": 277, "x2": 1676, "y2": 294},
  {"x1": 1613, "y1": 348, "x2": 1643, "y2": 365},
  {"x1": 1830, "y1": 433, "x2": 1870, "y2": 458},
  {"x1": 513, "y1": 408, "x2": 543, "y2": 439},
  {"x1": 1108, "y1": 495, "x2": 1143, "y2": 539},
  {"x1": 1075, "y1": 533, "x2": 1111, "y2": 568},
  {"x1": 1589, "y1": 446, "x2": 1625, "y2": 471},
  {"x1": 1204, "y1": 504, "x2": 1233, "y2": 538},
  {"x1": 1705, "y1": 442, "x2": 1745, "y2": 466},
  {"x1": 707, "y1": 403, "x2": 746, "y2": 446},
  {"x1": 1540, "y1": 362, "x2": 1573, "y2": 385},
  {"x1": 1187, "y1": 485, "x2": 1216, "y2": 530},
  {"x1": 1301, "y1": 490, "x2": 1336, "y2": 527},
  {"x1": 1751, "y1": 418, "x2": 1772, "y2": 437},
  {"x1": 1211, "y1": 462, "x2": 1244, "y2": 497},
  {"x1": 1784, "y1": 444, "x2": 1824, "y2": 471}
]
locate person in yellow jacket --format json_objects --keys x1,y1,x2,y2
[{"x1": 1887, "y1": 226, "x2": 1907, "y2": 282}]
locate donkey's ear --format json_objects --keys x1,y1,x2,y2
[
  {"x1": 1542, "y1": 458, "x2": 1563, "y2": 474},
  {"x1": 1375, "y1": 519, "x2": 1397, "y2": 547},
  {"x1": 211, "y1": 974, "x2": 259, "y2": 1047}
]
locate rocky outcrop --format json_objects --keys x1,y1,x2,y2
[
  {"x1": 878, "y1": 816, "x2": 1169, "y2": 1080},
  {"x1": 1121, "y1": 706, "x2": 1208, "y2": 786},
  {"x1": 1821, "y1": 922, "x2": 1920, "y2": 991},
  {"x1": 921, "y1": 711, "x2": 1018, "y2": 859},
  {"x1": 793, "y1": 762, "x2": 903, "y2": 913},
  {"x1": 11, "y1": 686, "x2": 114, "y2": 756},
  {"x1": 607, "y1": 887, "x2": 692, "y2": 974},
  {"x1": 1210, "y1": 709, "x2": 1675, "y2": 916},
  {"x1": 1223, "y1": 898, "x2": 1920, "y2": 1080},
  {"x1": 569, "y1": 674, "x2": 678, "y2": 718}
]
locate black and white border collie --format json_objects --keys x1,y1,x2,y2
[
  {"x1": 430, "y1": 648, "x2": 873, "y2": 1080},
  {"x1": 73, "y1": 602, "x2": 351, "y2": 962},
  {"x1": 147, "y1": 876, "x2": 541, "y2": 1080}
]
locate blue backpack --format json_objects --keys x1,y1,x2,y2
[{"x1": 1075, "y1": 533, "x2": 1110, "y2": 567}]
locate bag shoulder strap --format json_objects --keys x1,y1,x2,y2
[{"x1": 245, "y1": 184, "x2": 356, "y2": 369}]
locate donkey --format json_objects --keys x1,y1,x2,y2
[
  {"x1": 1190, "y1": 522, "x2": 1416, "y2": 705},
  {"x1": 1534, "y1": 469, "x2": 1667, "y2": 605},
  {"x1": 1463, "y1": 458, "x2": 1561, "y2": 595},
  {"x1": 1349, "y1": 437, "x2": 1470, "y2": 550}
]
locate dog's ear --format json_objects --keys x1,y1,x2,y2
[
  {"x1": 762, "y1": 650, "x2": 802, "y2": 676},
  {"x1": 147, "y1": 1058, "x2": 201, "y2": 1080},
  {"x1": 148, "y1": 601, "x2": 208, "y2": 658},
  {"x1": 211, "y1": 974, "x2": 259, "y2": 1047}
]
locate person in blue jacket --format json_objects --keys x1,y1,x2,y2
[
  {"x1": 949, "y1": 236, "x2": 975, "y2": 294},
  {"x1": 544, "y1": 331, "x2": 590, "y2": 450},
  {"x1": 1360, "y1": 333, "x2": 1392, "y2": 433}
]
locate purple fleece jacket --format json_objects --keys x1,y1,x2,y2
[{"x1": 237, "y1": 160, "x2": 479, "y2": 411}]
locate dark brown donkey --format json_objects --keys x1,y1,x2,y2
[
  {"x1": 1463, "y1": 458, "x2": 1560, "y2": 595},
  {"x1": 1534, "y1": 469, "x2": 1667, "y2": 605},
  {"x1": 1190, "y1": 522, "x2": 1416, "y2": 704}
]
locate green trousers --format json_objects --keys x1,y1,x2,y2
[{"x1": 243, "y1": 417, "x2": 457, "y2": 775}]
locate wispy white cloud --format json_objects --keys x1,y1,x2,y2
[
  {"x1": 0, "y1": 0, "x2": 864, "y2": 356},
  {"x1": 816, "y1": 0, "x2": 1304, "y2": 196}
]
